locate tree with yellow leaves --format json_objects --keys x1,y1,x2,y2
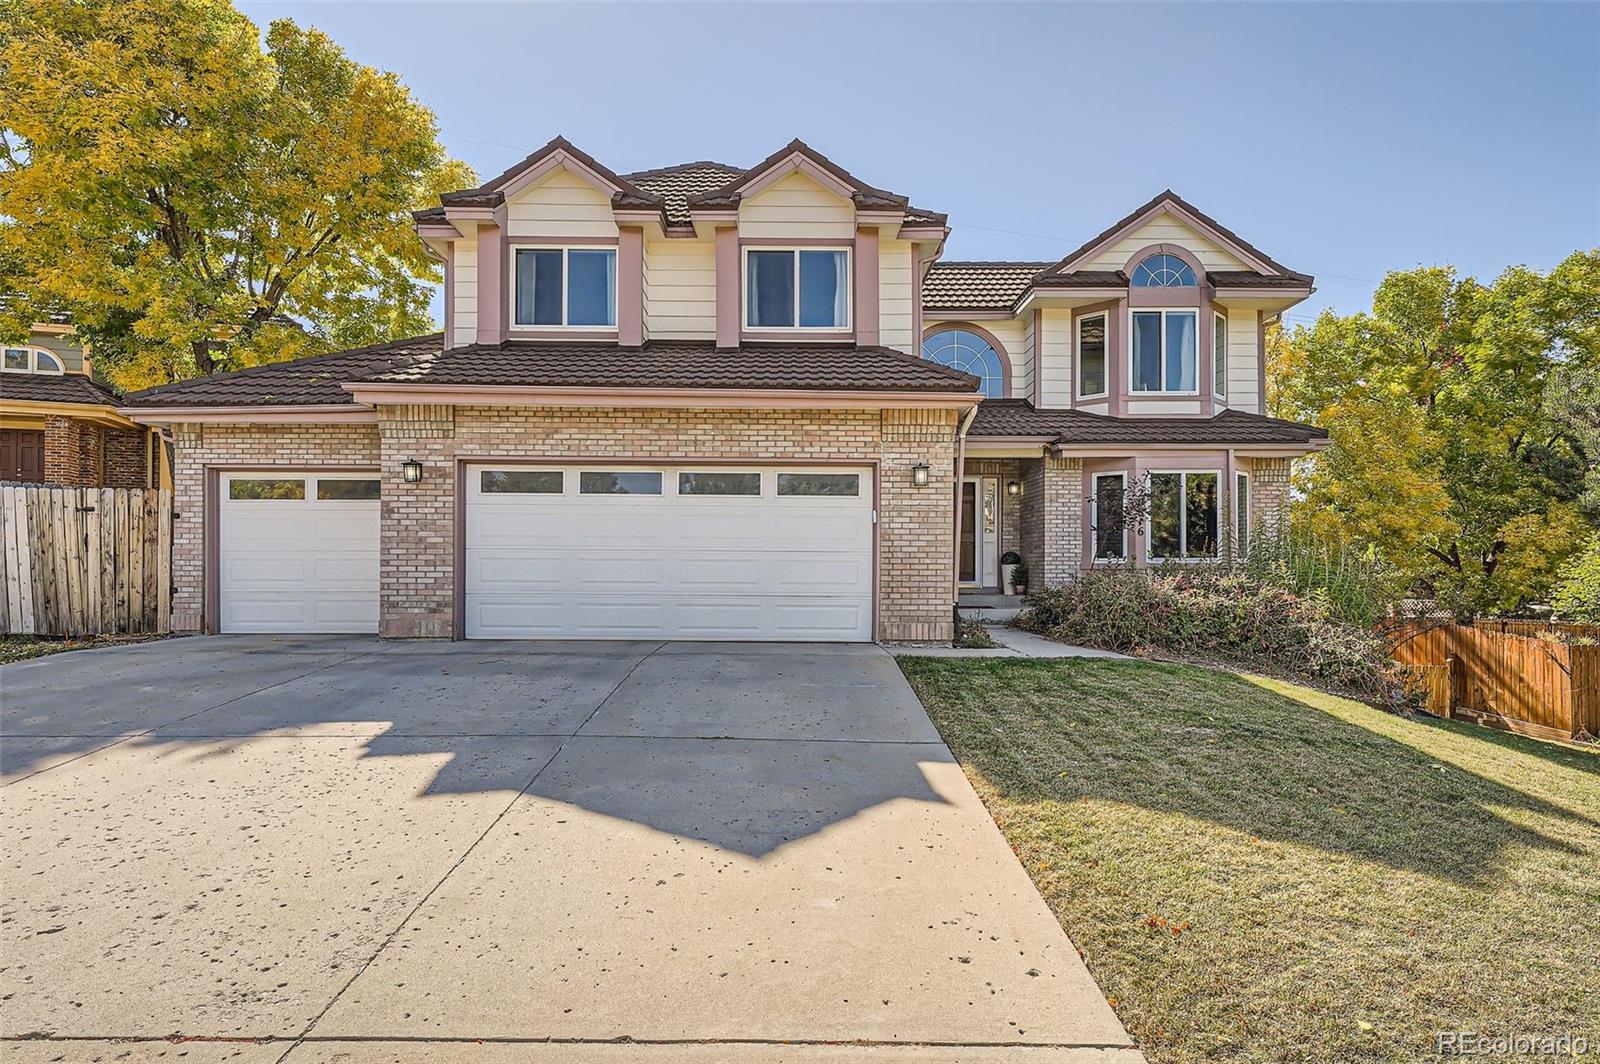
[{"x1": 0, "y1": 0, "x2": 474, "y2": 389}]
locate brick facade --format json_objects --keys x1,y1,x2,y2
[
  {"x1": 1018, "y1": 455, "x2": 1083, "y2": 586},
  {"x1": 169, "y1": 421, "x2": 382, "y2": 633},
  {"x1": 40, "y1": 415, "x2": 149, "y2": 488},
  {"x1": 1247, "y1": 457, "x2": 1292, "y2": 543},
  {"x1": 170, "y1": 405, "x2": 960, "y2": 642}
]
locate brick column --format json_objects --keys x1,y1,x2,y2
[
  {"x1": 43, "y1": 415, "x2": 102, "y2": 485},
  {"x1": 377, "y1": 404, "x2": 457, "y2": 638},
  {"x1": 1250, "y1": 458, "x2": 1292, "y2": 540},
  {"x1": 1020, "y1": 454, "x2": 1083, "y2": 587},
  {"x1": 878, "y1": 408, "x2": 957, "y2": 642}
]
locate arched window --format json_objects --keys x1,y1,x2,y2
[
  {"x1": 1130, "y1": 254, "x2": 1197, "y2": 287},
  {"x1": 1, "y1": 346, "x2": 65, "y2": 375},
  {"x1": 921, "y1": 328, "x2": 1006, "y2": 398}
]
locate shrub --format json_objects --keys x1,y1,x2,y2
[
  {"x1": 1019, "y1": 565, "x2": 1404, "y2": 700},
  {"x1": 1551, "y1": 540, "x2": 1600, "y2": 623},
  {"x1": 1242, "y1": 527, "x2": 1401, "y2": 627}
]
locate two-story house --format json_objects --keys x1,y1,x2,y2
[{"x1": 122, "y1": 137, "x2": 1324, "y2": 643}]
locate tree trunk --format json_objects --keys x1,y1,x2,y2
[{"x1": 192, "y1": 339, "x2": 218, "y2": 376}]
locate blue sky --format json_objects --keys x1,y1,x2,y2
[{"x1": 241, "y1": 1, "x2": 1599, "y2": 331}]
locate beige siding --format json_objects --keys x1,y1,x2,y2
[
  {"x1": 505, "y1": 168, "x2": 619, "y2": 239},
  {"x1": 878, "y1": 239, "x2": 915, "y2": 353},
  {"x1": 1225, "y1": 310, "x2": 1261, "y2": 413},
  {"x1": 451, "y1": 237, "x2": 478, "y2": 348},
  {"x1": 1016, "y1": 313, "x2": 1035, "y2": 402},
  {"x1": 1080, "y1": 213, "x2": 1247, "y2": 272},
  {"x1": 1126, "y1": 399, "x2": 1205, "y2": 416},
  {"x1": 738, "y1": 170, "x2": 855, "y2": 240},
  {"x1": 1037, "y1": 308, "x2": 1075, "y2": 408},
  {"x1": 27, "y1": 330, "x2": 85, "y2": 374},
  {"x1": 643, "y1": 238, "x2": 716, "y2": 340}
]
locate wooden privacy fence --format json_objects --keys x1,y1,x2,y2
[
  {"x1": 0, "y1": 484, "x2": 172, "y2": 637},
  {"x1": 1389, "y1": 621, "x2": 1600, "y2": 742}
]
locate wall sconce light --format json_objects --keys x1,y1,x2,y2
[
  {"x1": 911, "y1": 463, "x2": 930, "y2": 487},
  {"x1": 401, "y1": 458, "x2": 423, "y2": 484},
  {"x1": 1006, "y1": 480, "x2": 1022, "y2": 497}
]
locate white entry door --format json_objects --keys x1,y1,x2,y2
[
  {"x1": 464, "y1": 464, "x2": 874, "y2": 641},
  {"x1": 218, "y1": 472, "x2": 380, "y2": 633}
]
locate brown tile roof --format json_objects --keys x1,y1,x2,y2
[
  {"x1": 923, "y1": 262, "x2": 1054, "y2": 312},
  {"x1": 1032, "y1": 270, "x2": 1127, "y2": 289},
  {"x1": 122, "y1": 334, "x2": 443, "y2": 407},
  {"x1": 366, "y1": 340, "x2": 979, "y2": 393},
  {"x1": 1207, "y1": 270, "x2": 1314, "y2": 288},
  {"x1": 1, "y1": 372, "x2": 119, "y2": 407},
  {"x1": 619, "y1": 161, "x2": 745, "y2": 226},
  {"x1": 121, "y1": 335, "x2": 978, "y2": 407},
  {"x1": 969, "y1": 399, "x2": 1326, "y2": 445}
]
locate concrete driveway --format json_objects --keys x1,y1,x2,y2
[{"x1": 0, "y1": 637, "x2": 1137, "y2": 1063}]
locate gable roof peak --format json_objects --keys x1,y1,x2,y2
[{"x1": 1049, "y1": 187, "x2": 1296, "y2": 277}]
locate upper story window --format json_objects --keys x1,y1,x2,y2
[
  {"x1": 921, "y1": 328, "x2": 1005, "y2": 399},
  {"x1": 2, "y1": 347, "x2": 65, "y2": 374},
  {"x1": 745, "y1": 248, "x2": 850, "y2": 330},
  {"x1": 1213, "y1": 311, "x2": 1227, "y2": 397},
  {"x1": 1076, "y1": 313, "x2": 1107, "y2": 399},
  {"x1": 1131, "y1": 309, "x2": 1197, "y2": 393},
  {"x1": 514, "y1": 247, "x2": 617, "y2": 328},
  {"x1": 1130, "y1": 254, "x2": 1197, "y2": 287}
]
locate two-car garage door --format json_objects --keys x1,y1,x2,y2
[
  {"x1": 465, "y1": 464, "x2": 873, "y2": 641},
  {"x1": 217, "y1": 465, "x2": 874, "y2": 641}
]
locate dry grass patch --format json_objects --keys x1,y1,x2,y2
[{"x1": 898, "y1": 657, "x2": 1600, "y2": 1064}]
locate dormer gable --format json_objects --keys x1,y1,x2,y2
[{"x1": 1049, "y1": 190, "x2": 1295, "y2": 280}]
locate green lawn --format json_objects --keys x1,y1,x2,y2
[{"x1": 898, "y1": 657, "x2": 1600, "y2": 1064}]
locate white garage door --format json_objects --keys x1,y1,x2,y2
[
  {"x1": 465, "y1": 465, "x2": 873, "y2": 641},
  {"x1": 218, "y1": 472, "x2": 380, "y2": 633}
]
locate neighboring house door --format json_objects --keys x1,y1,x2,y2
[
  {"x1": 464, "y1": 464, "x2": 874, "y2": 640},
  {"x1": 1, "y1": 429, "x2": 45, "y2": 483},
  {"x1": 217, "y1": 472, "x2": 380, "y2": 633}
]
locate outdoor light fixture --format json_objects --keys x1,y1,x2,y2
[
  {"x1": 401, "y1": 458, "x2": 423, "y2": 484},
  {"x1": 1006, "y1": 480, "x2": 1022, "y2": 497},
  {"x1": 911, "y1": 463, "x2": 930, "y2": 487}
]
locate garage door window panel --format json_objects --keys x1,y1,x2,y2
[
  {"x1": 229, "y1": 478, "x2": 306, "y2": 501},
  {"x1": 316, "y1": 478, "x2": 380, "y2": 501},
  {"x1": 777, "y1": 473, "x2": 860, "y2": 497},
  {"x1": 679, "y1": 472, "x2": 761, "y2": 496},
  {"x1": 580, "y1": 471, "x2": 662, "y2": 495},
  {"x1": 482, "y1": 469, "x2": 564, "y2": 494}
]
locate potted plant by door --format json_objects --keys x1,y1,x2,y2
[
  {"x1": 1011, "y1": 559, "x2": 1030, "y2": 596},
  {"x1": 1000, "y1": 551, "x2": 1023, "y2": 595}
]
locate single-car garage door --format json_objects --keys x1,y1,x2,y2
[
  {"x1": 218, "y1": 472, "x2": 380, "y2": 633},
  {"x1": 465, "y1": 464, "x2": 873, "y2": 641}
]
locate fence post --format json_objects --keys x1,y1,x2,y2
[{"x1": 1443, "y1": 652, "x2": 1460, "y2": 719}]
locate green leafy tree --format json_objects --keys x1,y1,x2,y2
[
  {"x1": 1270, "y1": 251, "x2": 1600, "y2": 615},
  {"x1": 0, "y1": 0, "x2": 474, "y2": 389}
]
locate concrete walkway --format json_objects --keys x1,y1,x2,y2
[
  {"x1": 0, "y1": 636, "x2": 1139, "y2": 1063},
  {"x1": 891, "y1": 626, "x2": 1130, "y2": 660}
]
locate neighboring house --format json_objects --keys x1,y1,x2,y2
[
  {"x1": 0, "y1": 324, "x2": 166, "y2": 488},
  {"x1": 120, "y1": 136, "x2": 1325, "y2": 642}
]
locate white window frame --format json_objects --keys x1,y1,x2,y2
[
  {"x1": 741, "y1": 246, "x2": 853, "y2": 332},
  {"x1": 1090, "y1": 471, "x2": 1127, "y2": 563},
  {"x1": 1076, "y1": 312, "x2": 1109, "y2": 401},
  {"x1": 1144, "y1": 469, "x2": 1222, "y2": 563},
  {"x1": 2, "y1": 346, "x2": 65, "y2": 375},
  {"x1": 1128, "y1": 308, "x2": 1200, "y2": 395},
  {"x1": 510, "y1": 245, "x2": 618, "y2": 331},
  {"x1": 1213, "y1": 311, "x2": 1228, "y2": 399},
  {"x1": 1234, "y1": 470, "x2": 1250, "y2": 560}
]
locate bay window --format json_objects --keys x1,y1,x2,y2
[
  {"x1": 514, "y1": 247, "x2": 617, "y2": 328},
  {"x1": 745, "y1": 248, "x2": 850, "y2": 329},
  {"x1": 1131, "y1": 310, "x2": 1197, "y2": 393},
  {"x1": 1077, "y1": 313, "x2": 1107, "y2": 399},
  {"x1": 1147, "y1": 471, "x2": 1219, "y2": 561}
]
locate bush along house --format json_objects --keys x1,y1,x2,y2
[{"x1": 120, "y1": 137, "x2": 1326, "y2": 642}]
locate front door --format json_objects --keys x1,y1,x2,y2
[
  {"x1": 0, "y1": 429, "x2": 44, "y2": 483},
  {"x1": 959, "y1": 482, "x2": 977, "y2": 583}
]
